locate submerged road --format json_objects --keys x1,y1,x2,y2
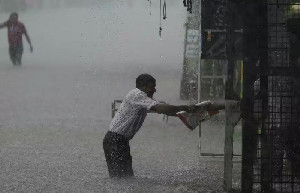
[{"x1": 0, "y1": 3, "x2": 241, "y2": 192}]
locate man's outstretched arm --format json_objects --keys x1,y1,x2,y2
[
  {"x1": 150, "y1": 100, "x2": 225, "y2": 116},
  {"x1": 150, "y1": 104, "x2": 195, "y2": 116},
  {"x1": 0, "y1": 22, "x2": 7, "y2": 29}
]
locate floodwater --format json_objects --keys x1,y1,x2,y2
[{"x1": 0, "y1": 1, "x2": 241, "y2": 192}]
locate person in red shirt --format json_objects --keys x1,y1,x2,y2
[{"x1": 0, "y1": 12, "x2": 33, "y2": 65}]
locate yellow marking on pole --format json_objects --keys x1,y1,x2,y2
[{"x1": 240, "y1": 60, "x2": 244, "y2": 99}]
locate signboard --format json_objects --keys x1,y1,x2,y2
[{"x1": 185, "y1": 29, "x2": 200, "y2": 58}]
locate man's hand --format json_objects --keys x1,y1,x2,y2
[
  {"x1": 194, "y1": 100, "x2": 212, "y2": 112},
  {"x1": 181, "y1": 101, "x2": 212, "y2": 114},
  {"x1": 30, "y1": 45, "x2": 33, "y2": 53}
]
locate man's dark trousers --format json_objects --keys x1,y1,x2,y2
[
  {"x1": 9, "y1": 44, "x2": 23, "y2": 65},
  {"x1": 103, "y1": 131, "x2": 134, "y2": 178}
]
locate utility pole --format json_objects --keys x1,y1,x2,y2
[{"x1": 180, "y1": 0, "x2": 201, "y2": 101}]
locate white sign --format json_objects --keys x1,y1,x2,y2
[
  {"x1": 185, "y1": 44, "x2": 199, "y2": 58},
  {"x1": 185, "y1": 29, "x2": 200, "y2": 58},
  {"x1": 186, "y1": 29, "x2": 199, "y2": 43}
]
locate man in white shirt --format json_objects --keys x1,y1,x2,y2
[{"x1": 103, "y1": 74, "x2": 223, "y2": 178}]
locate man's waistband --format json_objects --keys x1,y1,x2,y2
[{"x1": 106, "y1": 131, "x2": 128, "y2": 140}]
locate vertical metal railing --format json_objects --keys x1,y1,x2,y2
[{"x1": 243, "y1": 0, "x2": 300, "y2": 192}]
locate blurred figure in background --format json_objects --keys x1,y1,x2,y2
[{"x1": 0, "y1": 12, "x2": 33, "y2": 65}]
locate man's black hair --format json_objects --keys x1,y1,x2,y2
[
  {"x1": 9, "y1": 12, "x2": 18, "y2": 20},
  {"x1": 136, "y1": 74, "x2": 156, "y2": 88},
  {"x1": 10, "y1": 12, "x2": 18, "y2": 17}
]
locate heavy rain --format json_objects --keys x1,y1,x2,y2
[{"x1": 0, "y1": 1, "x2": 237, "y2": 192}]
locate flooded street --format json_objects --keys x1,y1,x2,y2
[{"x1": 0, "y1": 1, "x2": 240, "y2": 192}]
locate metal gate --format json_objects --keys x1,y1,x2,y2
[{"x1": 242, "y1": 0, "x2": 300, "y2": 192}]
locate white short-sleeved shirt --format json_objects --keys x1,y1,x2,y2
[{"x1": 109, "y1": 88, "x2": 158, "y2": 139}]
